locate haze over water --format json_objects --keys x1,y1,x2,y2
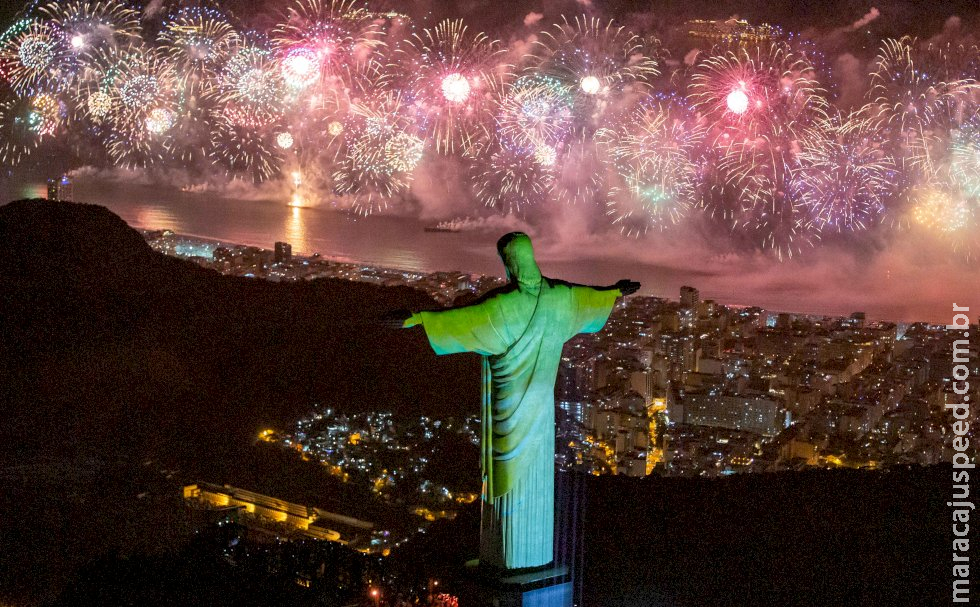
[{"x1": 3, "y1": 173, "x2": 977, "y2": 324}]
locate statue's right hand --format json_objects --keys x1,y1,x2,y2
[
  {"x1": 615, "y1": 279, "x2": 641, "y2": 296},
  {"x1": 379, "y1": 308, "x2": 414, "y2": 329}
]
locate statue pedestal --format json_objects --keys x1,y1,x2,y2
[{"x1": 464, "y1": 565, "x2": 572, "y2": 607}]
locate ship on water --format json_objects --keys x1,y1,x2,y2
[{"x1": 423, "y1": 218, "x2": 469, "y2": 233}]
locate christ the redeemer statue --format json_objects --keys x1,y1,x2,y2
[{"x1": 393, "y1": 232, "x2": 639, "y2": 571}]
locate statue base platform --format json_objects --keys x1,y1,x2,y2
[{"x1": 460, "y1": 563, "x2": 572, "y2": 607}]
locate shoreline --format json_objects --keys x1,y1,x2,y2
[
  {"x1": 142, "y1": 225, "x2": 942, "y2": 328},
  {"x1": 140, "y1": 227, "x2": 441, "y2": 279}
]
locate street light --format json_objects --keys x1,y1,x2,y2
[{"x1": 370, "y1": 588, "x2": 380, "y2": 607}]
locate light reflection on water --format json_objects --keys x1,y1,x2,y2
[
  {"x1": 56, "y1": 176, "x2": 502, "y2": 275},
  {"x1": 137, "y1": 206, "x2": 184, "y2": 234},
  {"x1": 285, "y1": 206, "x2": 305, "y2": 254}
]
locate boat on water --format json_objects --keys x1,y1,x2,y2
[
  {"x1": 424, "y1": 218, "x2": 471, "y2": 233},
  {"x1": 423, "y1": 226, "x2": 459, "y2": 233}
]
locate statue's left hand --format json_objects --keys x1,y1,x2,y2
[
  {"x1": 379, "y1": 308, "x2": 413, "y2": 329},
  {"x1": 615, "y1": 279, "x2": 641, "y2": 296}
]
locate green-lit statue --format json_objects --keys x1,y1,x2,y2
[{"x1": 394, "y1": 232, "x2": 638, "y2": 570}]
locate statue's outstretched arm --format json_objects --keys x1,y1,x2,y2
[
  {"x1": 380, "y1": 283, "x2": 514, "y2": 330},
  {"x1": 551, "y1": 278, "x2": 641, "y2": 296}
]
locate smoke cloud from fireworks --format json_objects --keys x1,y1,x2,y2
[{"x1": 851, "y1": 8, "x2": 880, "y2": 31}]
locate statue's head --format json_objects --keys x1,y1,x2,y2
[{"x1": 497, "y1": 232, "x2": 542, "y2": 290}]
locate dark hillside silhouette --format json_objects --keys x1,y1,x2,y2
[{"x1": 0, "y1": 199, "x2": 481, "y2": 473}]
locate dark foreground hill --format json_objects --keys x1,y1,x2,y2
[
  {"x1": 39, "y1": 465, "x2": 951, "y2": 607},
  {"x1": 580, "y1": 465, "x2": 951, "y2": 607},
  {"x1": 408, "y1": 465, "x2": 951, "y2": 607},
  {"x1": 0, "y1": 199, "x2": 480, "y2": 466}
]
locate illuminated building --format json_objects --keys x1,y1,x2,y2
[
  {"x1": 630, "y1": 369, "x2": 655, "y2": 403},
  {"x1": 779, "y1": 437, "x2": 819, "y2": 463},
  {"x1": 183, "y1": 482, "x2": 374, "y2": 544},
  {"x1": 559, "y1": 400, "x2": 593, "y2": 426},
  {"x1": 46, "y1": 175, "x2": 72, "y2": 201},
  {"x1": 670, "y1": 392, "x2": 784, "y2": 436},
  {"x1": 685, "y1": 18, "x2": 781, "y2": 45},
  {"x1": 680, "y1": 285, "x2": 700, "y2": 312},
  {"x1": 274, "y1": 241, "x2": 292, "y2": 263}
]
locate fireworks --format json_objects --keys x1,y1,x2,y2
[
  {"x1": 580, "y1": 75, "x2": 600, "y2": 95},
  {"x1": 497, "y1": 74, "x2": 574, "y2": 152},
  {"x1": 86, "y1": 90, "x2": 111, "y2": 118},
  {"x1": 273, "y1": 0, "x2": 383, "y2": 93},
  {"x1": 726, "y1": 88, "x2": 749, "y2": 115},
  {"x1": 741, "y1": 157, "x2": 820, "y2": 260},
  {"x1": 441, "y1": 73, "x2": 471, "y2": 103},
  {"x1": 145, "y1": 107, "x2": 176, "y2": 134},
  {"x1": 950, "y1": 111, "x2": 980, "y2": 198},
  {"x1": 797, "y1": 122, "x2": 893, "y2": 233},
  {"x1": 396, "y1": 19, "x2": 503, "y2": 153},
  {"x1": 0, "y1": 20, "x2": 68, "y2": 95},
  {"x1": 332, "y1": 92, "x2": 421, "y2": 214},
  {"x1": 39, "y1": 0, "x2": 141, "y2": 62},
  {"x1": 471, "y1": 137, "x2": 555, "y2": 215},
  {"x1": 0, "y1": 92, "x2": 42, "y2": 165},
  {"x1": 597, "y1": 97, "x2": 703, "y2": 236},
  {"x1": 466, "y1": 126, "x2": 555, "y2": 214},
  {"x1": 906, "y1": 183, "x2": 980, "y2": 261},
  {"x1": 689, "y1": 43, "x2": 829, "y2": 148},
  {"x1": 19, "y1": 32, "x2": 56, "y2": 71},
  {"x1": 866, "y1": 38, "x2": 977, "y2": 134},
  {"x1": 281, "y1": 46, "x2": 320, "y2": 90},
  {"x1": 104, "y1": 123, "x2": 160, "y2": 168},
  {"x1": 101, "y1": 49, "x2": 176, "y2": 116},
  {"x1": 219, "y1": 44, "x2": 285, "y2": 124},
  {"x1": 529, "y1": 16, "x2": 660, "y2": 117},
  {"x1": 713, "y1": 138, "x2": 822, "y2": 260},
  {"x1": 384, "y1": 131, "x2": 424, "y2": 172},
  {"x1": 85, "y1": 47, "x2": 178, "y2": 167},
  {"x1": 0, "y1": 0, "x2": 976, "y2": 261},
  {"x1": 211, "y1": 117, "x2": 284, "y2": 182},
  {"x1": 30, "y1": 92, "x2": 62, "y2": 135},
  {"x1": 121, "y1": 74, "x2": 157, "y2": 107},
  {"x1": 221, "y1": 102, "x2": 275, "y2": 129},
  {"x1": 534, "y1": 143, "x2": 557, "y2": 167},
  {"x1": 688, "y1": 43, "x2": 831, "y2": 256},
  {"x1": 159, "y1": 6, "x2": 239, "y2": 92},
  {"x1": 525, "y1": 16, "x2": 663, "y2": 209},
  {"x1": 910, "y1": 186, "x2": 972, "y2": 233},
  {"x1": 862, "y1": 37, "x2": 978, "y2": 176},
  {"x1": 908, "y1": 185, "x2": 979, "y2": 260}
]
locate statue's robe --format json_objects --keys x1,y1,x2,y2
[{"x1": 415, "y1": 241, "x2": 617, "y2": 570}]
